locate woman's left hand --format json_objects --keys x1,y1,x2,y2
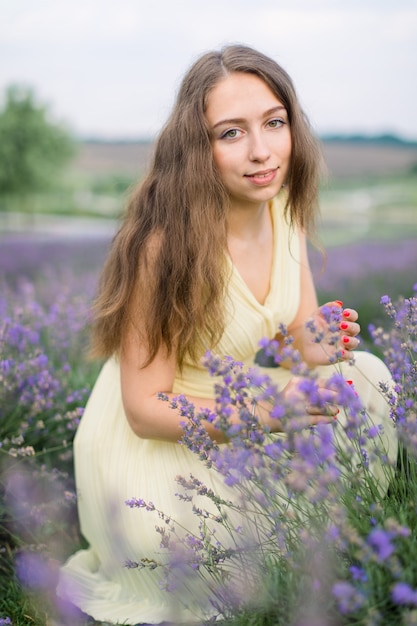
[
  {"x1": 338, "y1": 306, "x2": 361, "y2": 358},
  {"x1": 301, "y1": 301, "x2": 361, "y2": 367}
]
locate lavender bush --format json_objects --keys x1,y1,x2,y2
[{"x1": 0, "y1": 242, "x2": 104, "y2": 625}]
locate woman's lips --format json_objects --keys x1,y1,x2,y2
[{"x1": 245, "y1": 168, "x2": 278, "y2": 186}]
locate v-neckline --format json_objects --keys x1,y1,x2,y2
[{"x1": 227, "y1": 200, "x2": 276, "y2": 307}]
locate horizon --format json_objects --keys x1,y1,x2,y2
[{"x1": 77, "y1": 132, "x2": 417, "y2": 145}]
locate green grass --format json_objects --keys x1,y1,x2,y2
[{"x1": 318, "y1": 171, "x2": 417, "y2": 246}]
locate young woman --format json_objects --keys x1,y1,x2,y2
[{"x1": 58, "y1": 45, "x2": 397, "y2": 624}]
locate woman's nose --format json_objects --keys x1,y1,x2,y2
[{"x1": 249, "y1": 132, "x2": 271, "y2": 162}]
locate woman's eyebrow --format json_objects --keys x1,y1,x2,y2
[{"x1": 212, "y1": 105, "x2": 286, "y2": 129}]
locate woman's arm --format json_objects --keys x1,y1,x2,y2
[
  {"x1": 120, "y1": 326, "x2": 338, "y2": 443},
  {"x1": 120, "y1": 328, "x2": 228, "y2": 442}
]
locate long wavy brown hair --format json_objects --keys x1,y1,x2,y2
[{"x1": 90, "y1": 44, "x2": 323, "y2": 368}]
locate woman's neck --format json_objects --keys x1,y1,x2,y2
[{"x1": 226, "y1": 201, "x2": 271, "y2": 242}]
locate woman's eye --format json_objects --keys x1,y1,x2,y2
[
  {"x1": 220, "y1": 128, "x2": 241, "y2": 139},
  {"x1": 267, "y1": 118, "x2": 286, "y2": 129}
]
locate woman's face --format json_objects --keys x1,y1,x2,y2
[{"x1": 206, "y1": 72, "x2": 292, "y2": 212}]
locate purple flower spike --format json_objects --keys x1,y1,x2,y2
[
  {"x1": 391, "y1": 582, "x2": 417, "y2": 606},
  {"x1": 368, "y1": 528, "x2": 395, "y2": 561}
]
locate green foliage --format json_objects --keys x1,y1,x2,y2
[
  {"x1": 90, "y1": 173, "x2": 136, "y2": 195},
  {"x1": 0, "y1": 85, "x2": 75, "y2": 201}
]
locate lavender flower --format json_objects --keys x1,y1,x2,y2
[
  {"x1": 332, "y1": 581, "x2": 366, "y2": 614},
  {"x1": 349, "y1": 565, "x2": 368, "y2": 582},
  {"x1": 367, "y1": 528, "x2": 395, "y2": 561},
  {"x1": 15, "y1": 551, "x2": 56, "y2": 590},
  {"x1": 391, "y1": 582, "x2": 417, "y2": 606}
]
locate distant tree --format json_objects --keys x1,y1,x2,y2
[{"x1": 0, "y1": 85, "x2": 75, "y2": 206}]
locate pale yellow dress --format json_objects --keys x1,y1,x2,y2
[{"x1": 58, "y1": 195, "x2": 397, "y2": 624}]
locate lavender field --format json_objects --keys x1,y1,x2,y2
[
  {"x1": 2, "y1": 231, "x2": 415, "y2": 342},
  {"x1": 1, "y1": 227, "x2": 417, "y2": 625}
]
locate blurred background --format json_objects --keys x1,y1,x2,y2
[{"x1": 1, "y1": 0, "x2": 417, "y2": 334}]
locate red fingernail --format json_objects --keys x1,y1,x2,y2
[
  {"x1": 346, "y1": 380, "x2": 353, "y2": 385},
  {"x1": 341, "y1": 350, "x2": 346, "y2": 357},
  {"x1": 340, "y1": 322, "x2": 349, "y2": 330},
  {"x1": 342, "y1": 336, "x2": 350, "y2": 344},
  {"x1": 334, "y1": 300, "x2": 343, "y2": 307},
  {"x1": 343, "y1": 310, "x2": 350, "y2": 318}
]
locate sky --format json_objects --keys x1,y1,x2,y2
[{"x1": 1, "y1": 0, "x2": 417, "y2": 141}]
